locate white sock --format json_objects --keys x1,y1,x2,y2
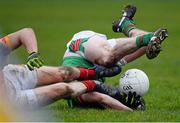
[{"x1": 117, "y1": 58, "x2": 127, "y2": 66}]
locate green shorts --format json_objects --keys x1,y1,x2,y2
[
  {"x1": 61, "y1": 56, "x2": 106, "y2": 108},
  {"x1": 62, "y1": 56, "x2": 105, "y2": 82},
  {"x1": 62, "y1": 56, "x2": 94, "y2": 68}
]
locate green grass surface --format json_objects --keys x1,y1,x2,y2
[{"x1": 0, "y1": 0, "x2": 180, "y2": 122}]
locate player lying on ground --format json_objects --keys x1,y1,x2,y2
[
  {"x1": 61, "y1": 4, "x2": 168, "y2": 110},
  {"x1": 0, "y1": 28, "x2": 141, "y2": 110},
  {"x1": 0, "y1": 28, "x2": 136, "y2": 111},
  {"x1": 0, "y1": 64, "x2": 136, "y2": 111}
]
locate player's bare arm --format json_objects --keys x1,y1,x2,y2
[
  {"x1": 77, "y1": 92, "x2": 133, "y2": 111},
  {"x1": 7, "y1": 28, "x2": 37, "y2": 53},
  {"x1": 0, "y1": 28, "x2": 43, "y2": 70},
  {"x1": 119, "y1": 47, "x2": 146, "y2": 65}
]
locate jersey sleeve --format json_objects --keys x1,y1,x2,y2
[
  {"x1": 0, "y1": 36, "x2": 12, "y2": 67},
  {"x1": 0, "y1": 36, "x2": 12, "y2": 48}
]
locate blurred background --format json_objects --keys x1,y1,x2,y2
[{"x1": 0, "y1": 0, "x2": 180, "y2": 121}]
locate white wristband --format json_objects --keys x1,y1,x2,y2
[{"x1": 117, "y1": 58, "x2": 127, "y2": 66}]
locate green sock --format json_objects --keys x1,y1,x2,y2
[
  {"x1": 121, "y1": 20, "x2": 136, "y2": 36},
  {"x1": 136, "y1": 33, "x2": 154, "y2": 48}
]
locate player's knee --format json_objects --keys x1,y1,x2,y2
[
  {"x1": 21, "y1": 27, "x2": 34, "y2": 33},
  {"x1": 68, "y1": 85, "x2": 80, "y2": 98},
  {"x1": 58, "y1": 66, "x2": 75, "y2": 81},
  {"x1": 52, "y1": 83, "x2": 74, "y2": 98}
]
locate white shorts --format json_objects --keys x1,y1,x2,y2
[
  {"x1": 71, "y1": 30, "x2": 108, "y2": 40},
  {"x1": 66, "y1": 30, "x2": 108, "y2": 52},
  {"x1": 2, "y1": 64, "x2": 39, "y2": 109}
]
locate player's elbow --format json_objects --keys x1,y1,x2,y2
[
  {"x1": 13, "y1": 28, "x2": 35, "y2": 43},
  {"x1": 52, "y1": 83, "x2": 80, "y2": 98},
  {"x1": 51, "y1": 83, "x2": 74, "y2": 99},
  {"x1": 58, "y1": 66, "x2": 76, "y2": 81},
  {"x1": 21, "y1": 27, "x2": 34, "y2": 34},
  {"x1": 18, "y1": 28, "x2": 35, "y2": 41}
]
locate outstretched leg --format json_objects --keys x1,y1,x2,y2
[
  {"x1": 112, "y1": 5, "x2": 168, "y2": 64},
  {"x1": 112, "y1": 5, "x2": 149, "y2": 37},
  {"x1": 33, "y1": 81, "x2": 87, "y2": 107},
  {"x1": 84, "y1": 30, "x2": 154, "y2": 67},
  {"x1": 36, "y1": 66, "x2": 99, "y2": 86},
  {"x1": 112, "y1": 5, "x2": 149, "y2": 64}
]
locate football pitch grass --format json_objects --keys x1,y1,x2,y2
[{"x1": 0, "y1": 0, "x2": 180, "y2": 122}]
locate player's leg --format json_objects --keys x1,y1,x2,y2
[
  {"x1": 84, "y1": 32, "x2": 154, "y2": 66},
  {"x1": 78, "y1": 92, "x2": 133, "y2": 111},
  {"x1": 33, "y1": 81, "x2": 87, "y2": 107},
  {"x1": 36, "y1": 66, "x2": 80, "y2": 86},
  {"x1": 36, "y1": 65, "x2": 97, "y2": 86},
  {"x1": 112, "y1": 5, "x2": 149, "y2": 37},
  {"x1": 2, "y1": 64, "x2": 96, "y2": 108},
  {"x1": 3, "y1": 63, "x2": 116, "y2": 102},
  {"x1": 82, "y1": 4, "x2": 167, "y2": 66},
  {"x1": 111, "y1": 5, "x2": 149, "y2": 64},
  {"x1": 84, "y1": 27, "x2": 167, "y2": 67},
  {"x1": 7, "y1": 81, "x2": 87, "y2": 109},
  {"x1": 2, "y1": 64, "x2": 97, "y2": 92}
]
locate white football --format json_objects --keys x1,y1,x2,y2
[{"x1": 119, "y1": 69, "x2": 149, "y2": 96}]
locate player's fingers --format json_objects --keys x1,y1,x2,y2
[
  {"x1": 38, "y1": 58, "x2": 44, "y2": 65},
  {"x1": 32, "y1": 59, "x2": 41, "y2": 68},
  {"x1": 127, "y1": 91, "x2": 133, "y2": 106},
  {"x1": 121, "y1": 93, "x2": 127, "y2": 104},
  {"x1": 35, "y1": 58, "x2": 43, "y2": 67},
  {"x1": 27, "y1": 61, "x2": 34, "y2": 71},
  {"x1": 131, "y1": 92, "x2": 137, "y2": 108}
]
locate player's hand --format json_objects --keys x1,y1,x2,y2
[
  {"x1": 27, "y1": 52, "x2": 43, "y2": 71},
  {"x1": 93, "y1": 64, "x2": 121, "y2": 78},
  {"x1": 122, "y1": 92, "x2": 146, "y2": 111}
]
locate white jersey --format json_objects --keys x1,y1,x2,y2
[
  {"x1": 0, "y1": 43, "x2": 11, "y2": 70},
  {"x1": 71, "y1": 30, "x2": 107, "y2": 40}
]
